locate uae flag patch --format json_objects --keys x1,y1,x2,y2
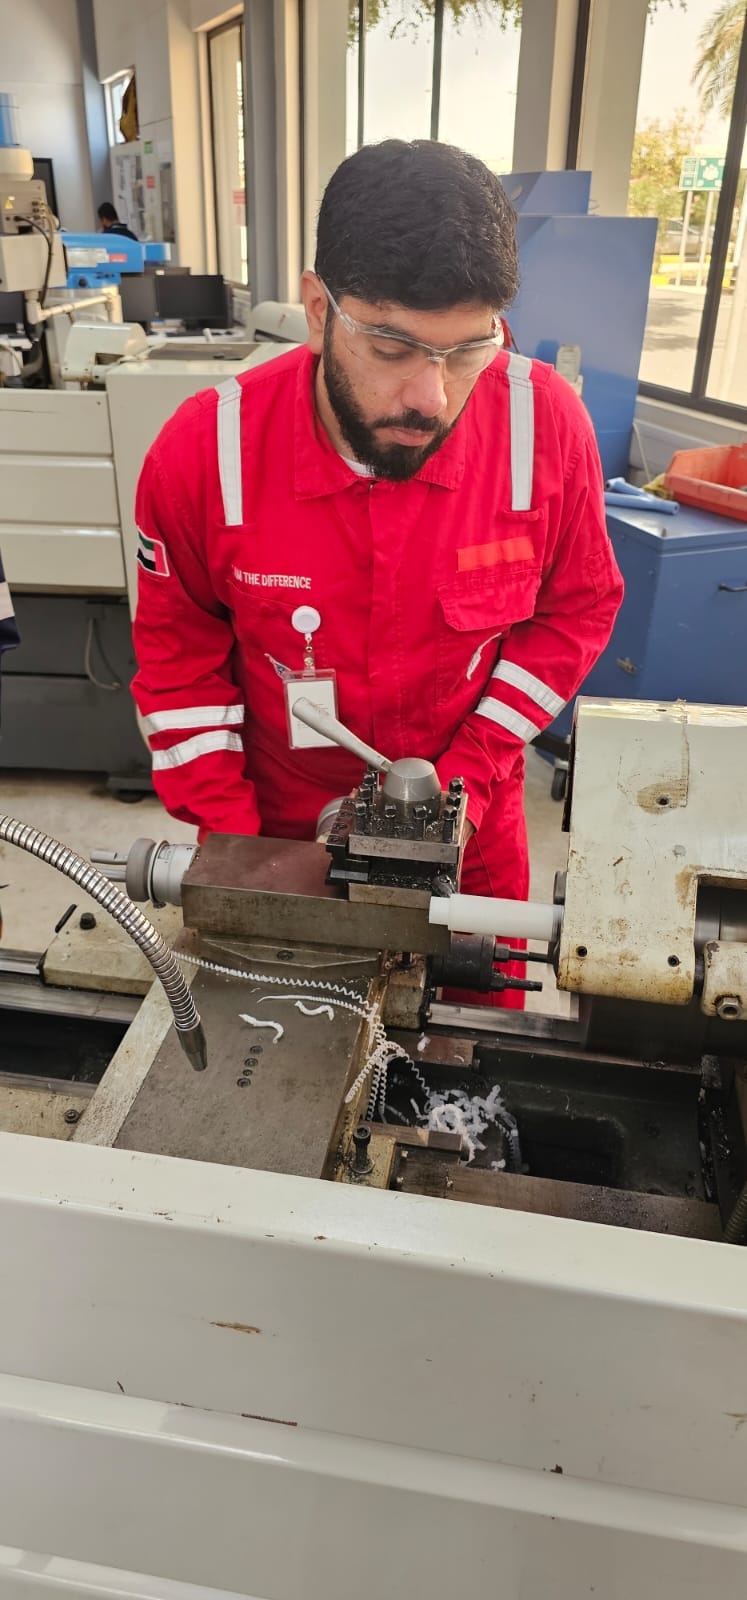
[{"x1": 136, "y1": 527, "x2": 170, "y2": 578}]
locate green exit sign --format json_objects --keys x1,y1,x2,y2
[{"x1": 679, "y1": 155, "x2": 725, "y2": 191}]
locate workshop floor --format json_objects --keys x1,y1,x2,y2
[{"x1": 0, "y1": 749, "x2": 568, "y2": 1012}]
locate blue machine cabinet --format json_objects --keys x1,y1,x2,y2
[
  {"x1": 538, "y1": 502, "x2": 747, "y2": 797},
  {"x1": 498, "y1": 171, "x2": 656, "y2": 481}
]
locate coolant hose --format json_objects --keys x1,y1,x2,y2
[{"x1": 0, "y1": 816, "x2": 207, "y2": 1070}]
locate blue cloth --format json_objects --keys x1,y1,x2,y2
[{"x1": 604, "y1": 490, "x2": 679, "y2": 515}]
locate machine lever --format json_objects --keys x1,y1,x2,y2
[{"x1": 292, "y1": 697, "x2": 393, "y2": 771}]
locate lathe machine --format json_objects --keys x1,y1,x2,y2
[
  {"x1": 0, "y1": 695, "x2": 746, "y2": 1596},
  {"x1": 2, "y1": 694, "x2": 747, "y2": 1234}
]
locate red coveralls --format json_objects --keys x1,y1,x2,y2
[{"x1": 132, "y1": 346, "x2": 623, "y2": 1004}]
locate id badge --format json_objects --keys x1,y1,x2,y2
[{"x1": 285, "y1": 670, "x2": 339, "y2": 748}]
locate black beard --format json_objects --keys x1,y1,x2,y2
[{"x1": 322, "y1": 320, "x2": 455, "y2": 482}]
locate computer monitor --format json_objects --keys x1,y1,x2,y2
[
  {"x1": 0, "y1": 292, "x2": 25, "y2": 334},
  {"x1": 119, "y1": 273, "x2": 159, "y2": 330},
  {"x1": 154, "y1": 273, "x2": 229, "y2": 330}
]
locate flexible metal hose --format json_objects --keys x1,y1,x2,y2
[
  {"x1": 0, "y1": 816, "x2": 206, "y2": 1070},
  {"x1": 723, "y1": 1180, "x2": 747, "y2": 1245}
]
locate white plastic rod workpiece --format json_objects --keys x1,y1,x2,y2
[
  {"x1": 292, "y1": 697, "x2": 392, "y2": 772},
  {"x1": 429, "y1": 892, "x2": 562, "y2": 943}
]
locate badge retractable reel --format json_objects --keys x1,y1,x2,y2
[{"x1": 284, "y1": 605, "x2": 339, "y2": 749}]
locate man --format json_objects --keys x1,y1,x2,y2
[
  {"x1": 132, "y1": 140, "x2": 623, "y2": 1006},
  {"x1": 97, "y1": 202, "x2": 138, "y2": 243}
]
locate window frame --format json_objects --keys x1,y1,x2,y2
[
  {"x1": 206, "y1": 15, "x2": 248, "y2": 287},
  {"x1": 634, "y1": 9, "x2": 747, "y2": 424},
  {"x1": 102, "y1": 69, "x2": 133, "y2": 150},
  {"x1": 349, "y1": 0, "x2": 747, "y2": 425}
]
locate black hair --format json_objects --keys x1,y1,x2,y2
[
  {"x1": 97, "y1": 201, "x2": 118, "y2": 223},
  {"x1": 315, "y1": 139, "x2": 519, "y2": 312}
]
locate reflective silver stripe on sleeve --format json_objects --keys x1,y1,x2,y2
[
  {"x1": 142, "y1": 703, "x2": 245, "y2": 738},
  {"x1": 474, "y1": 697, "x2": 540, "y2": 743},
  {"x1": 506, "y1": 352, "x2": 534, "y2": 513},
  {"x1": 151, "y1": 729, "x2": 244, "y2": 771},
  {"x1": 0, "y1": 581, "x2": 14, "y2": 623},
  {"x1": 216, "y1": 375, "x2": 243, "y2": 526},
  {"x1": 492, "y1": 659, "x2": 564, "y2": 718}
]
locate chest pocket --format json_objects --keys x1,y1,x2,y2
[
  {"x1": 226, "y1": 580, "x2": 324, "y2": 677},
  {"x1": 436, "y1": 565, "x2": 542, "y2": 708}
]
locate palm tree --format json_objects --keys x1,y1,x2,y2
[{"x1": 692, "y1": 0, "x2": 745, "y2": 117}]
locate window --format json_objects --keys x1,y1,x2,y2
[
  {"x1": 208, "y1": 20, "x2": 248, "y2": 285},
  {"x1": 347, "y1": 0, "x2": 522, "y2": 167},
  {"x1": 437, "y1": 2, "x2": 522, "y2": 172},
  {"x1": 103, "y1": 71, "x2": 133, "y2": 148},
  {"x1": 628, "y1": 0, "x2": 747, "y2": 417}
]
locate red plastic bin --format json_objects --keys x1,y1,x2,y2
[{"x1": 665, "y1": 442, "x2": 747, "y2": 522}]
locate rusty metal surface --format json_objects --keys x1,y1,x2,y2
[
  {"x1": 397, "y1": 1152, "x2": 723, "y2": 1239},
  {"x1": 387, "y1": 1030, "x2": 476, "y2": 1070},
  {"x1": 382, "y1": 961, "x2": 427, "y2": 1031},
  {"x1": 114, "y1": 953, "x2": 379, "y2": 1177},
  {"x1": 559, "y1": 700, "x2": 747, "y2": 1008},
  {"x1": 182, "y1": 835, "x2": 450, "y2": 954}
]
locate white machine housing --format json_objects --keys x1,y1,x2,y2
[
  {"x1": 559, "y1": 699, "x2": 747, "y2": 1013},
  {"x1": 60, "y1": 320, "x2": 150, "y2": 384}
]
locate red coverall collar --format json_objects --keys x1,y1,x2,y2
[{"x1": 293, "y1": 346, "x2": 468, "y2": 499}]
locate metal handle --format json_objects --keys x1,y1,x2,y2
[
  {"x1": 718, "y1": 582, "x2": 747, "y2": 593},
  {"x1": 292, "y1": 697, "x2": 392, "y2": 771}
]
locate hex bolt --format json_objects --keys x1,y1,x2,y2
[
  {"x1": 79, "y1": 912, "x2": 96, "y2": 931},
  {"x1": 383, "y1": 804, "x2": 397, "y2": 835},
  {"x1": 64, "y1": 1107, "x2": 81, "y2": 1125},
  {"x1": 413, "y1": 804, "x2": 428, "y2": 838},
  {"x1": 716, "y1": 996, "x2": 742, "y2": 1020},
  {"x1": 448, "y1": 777, "x2": 464, "y2": 797},
  {"x1": 352, "y1": 1123, "x2": 373, "y2": 1175}
]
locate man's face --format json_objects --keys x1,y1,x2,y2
[{"x1": 318, "y1": 292, "x2": 496, "y2": 482}]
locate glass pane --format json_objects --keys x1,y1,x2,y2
[
  {"x1": 362, "y1": 0, "x2": 434, "y2": 144},
  {"x1": 628, "y1": 0, "x2": 746, "y2": 395},
  {"x1": 707, "y1": 123, "x2": 747, "y2": 405},
  {"x1": 106, "y1": 74, "x2": 130, "y2": 147},
  {"x1": 209, "y1": 24, "x2": 248, "y2": 285},
  {"x1": 437, "y1": 0, "x2": 521, "y2": 172}
]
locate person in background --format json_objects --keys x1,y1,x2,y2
[
  {"x1": 97, "y1": 202, "x2": 138, "y2": 243},
  {"x1": 131, "y1": 139, "x2": 624, "y2": 1008}
]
